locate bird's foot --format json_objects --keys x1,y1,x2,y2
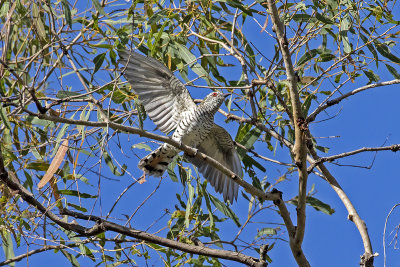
[
  {"x1": 184, "y1": 148, "x2": 198, "y2": 159},
  {"x1": 138, "y1": 172, "x2": 147, "y2": 184},
  {"x1": 176, "y1": 140, "x2": 183, "y2": 149}
]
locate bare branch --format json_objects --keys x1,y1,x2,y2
[
  {"x1": 308, "y1": 144, "x2": 400, "y2": 172},
  {"x1": 234, "y1": 141, "x2": 295, "y2": 167},
  {"x1": 0, "y1": 240, "x2": 94, "y2": 266},
  {"x1": 308, "y1": 146, "x2": 375, "y2": 266},
  {"x1": 307, "y1": 79, "x2": 400, "y2": 123},
  {"x1": 384, "y1": 204, "x2": 400, "y2": 267},
  {"x1": 61, "y1": 208, "x2": 268, "y2": 267},
  {"x1": 266, "y1": 1, "x2": 309, "y2": 263}
]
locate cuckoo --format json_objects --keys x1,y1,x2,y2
[{"x1": 119, "y1": 50, "x2": 243, "y2": 203}]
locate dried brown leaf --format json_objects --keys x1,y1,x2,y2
[{"x1": 38, "y1": 139, "x2": 69, "y2": 189}]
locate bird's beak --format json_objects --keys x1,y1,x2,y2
[{"x1": 223, "y1": 93, "x2": 231, "y2": 98}]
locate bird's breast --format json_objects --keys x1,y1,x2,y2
[{"x1": 172, "y1": 108, "x2": 214, "y2": 147}]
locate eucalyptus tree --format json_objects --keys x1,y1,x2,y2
[{"x1": 1, "y1": 1, "x2": 400, "y2": 266}]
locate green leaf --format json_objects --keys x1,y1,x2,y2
[
  {"x1": 209, "y1": 194, "x2": 240, "y2": 227},
  {"x1": 60, "y1": 248, "x2": 80, "y2": 267},
  {"x1": 56, "y1": 90, "x2": 90, "y2": 100},
  {"x1": 0, "y1": 2, "x2": 9, "y2": 18},
  {"x1": 0, "y1": 105, "x2": 11, "y2": 130},
  {"x1": 374, "y1": 40, "x2": 400, "y2": 63},
  {"x1": 226, "y1": 0, "x2": 258, "y2": 16},
  {"x1": 131, "y1": 143, "x2": 152, "y2": 151},
  {"x1": 297, "y1": 49, "x2": 319, "y2": 66},
  {"x1": 360, "y1": 33, "x2": 378, "y2": 67},
  {"x1": 334, "y1": 73, "x2": 342, "y2": 83},
  {"x1": 255, "y1": 227, "x2": 277, "y2": 239},
  {"x1": 152, "y1": 21, "x2": 169, "y2": 56},
  {"x1": 97, "y1": 232, "x2": 106, "y2": 247},
  {"x1": 103, "y1": 150, "x2": 125, "y2": 176},
  {"x1": 67, "y1": 202, "x2": 88, "y2": 212},
  {"x1": 242, "y1": 154, "x2": 266, "y2": 172},
  {"x1": 235, "y1": 123, "x2": 252, "y2": 143},
  {"x1": 174, "y1": 43, "x2": 209, "y2": 79},
  {"x1": 91, "y1": 0, "x2": 106, "y2": 16},
  {"x1": 315, "y1": 145, "x2": 329, "y2": 153},
  {"x1": 26, "y1": 161, "x2": 50, "y2": 171},
  {"x1": 292, "y1": 14, "x2": 313, "y2": 23},
  {"x1": 340, "y1": 31, "x2": 351, "y2": 53},
  {"x1": 339, "y1": 16, "x2": 352, "y2": 53},
  {"x1": 26, "y1": 116, "x2": 55, "y2": 127},
  {"x1": 306, "y1": 196, "x2": 335, "y2": 215},
  {"x1": 289, "y1": 196, "x2": 335, "y2": 215},
  {"x1": 78, "y1": 107, "x2": 90, "y2": 138},
  {"x1": 363, "y1": 70, "x2": 380, "y2": 84},
  {"x1": 23, "y1": 171, "x2": 33, "y2": 191},
  {"x1": 301, "y1": 94, "x2": 315, "y2": 116},
  {"x1": 58, "y1": 190, "x2": 98, "y2": 199},
  {"x1": 235, "y1": 126, "x2": 265, "y2": 172},
  {"x1": 167, "y1": 156, "x2": 179, "y2": 182},
  {"x1": 240, "y1": 127, "x2": 261, "y2": 149},
  {"x1": 318, "y1": 53, "x2": 336, "y2": 62},
  {"x1": 93, "y1": 52, "x2": 106, "y2": 74},
  {"x1": 61, "y1": 0, "x2": 72, "y2": 28},
  {"x1": 201, "y1": 184, "x2": 214, "y2": 228},
  {"x1": 185, "y1": 182, "x2": 194, "y2": 228},
  {"x1": 134, "y1": 99, "x2": 146, "y2": 130},
  {"x1": 146, "y1": 243, "x2": 168, "y2": 253},
  {"x1": 385, "y1": 64, "x2": 400, "y2": 79},
  {"x1": 147, "y1": 10, "x2": 167, "y2": 25},
  {"x1": 32, "y1": 3, "x2": 47, "y2": 41},
  {"x1": 315, "y1": 12, "x2": 334, "y2": 24},
  {"x1": 1, "y1": 230, "x2": 15, "y2": 267}
]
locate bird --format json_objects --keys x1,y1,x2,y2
[{"x1": 119, "y1": 50, "x2": 243, "y2": 203}]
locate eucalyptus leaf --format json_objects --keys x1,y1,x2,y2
[{"x1": 209, "y1": 194, "x2": 240, "y2": 227}]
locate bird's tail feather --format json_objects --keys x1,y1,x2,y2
[{"x1": 138, "y1": 144, "x2": 178, "y2": 176}]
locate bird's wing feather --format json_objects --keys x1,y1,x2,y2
[
  {"x1": 119, "y1": 50, "x2": 196, "y2": 134},
  {"x1": 185, "y1": 124, "x2": 243, "y2": 203}
]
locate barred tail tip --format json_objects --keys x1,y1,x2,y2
[{"x1": 138, "y1": 147, "x2": 176, "y2": 177}]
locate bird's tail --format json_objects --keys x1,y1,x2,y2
[{"x1": 138, "y1": 144, "x2": 179, "y2": 176}]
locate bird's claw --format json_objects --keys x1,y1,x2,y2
[
  {"x1": 177, "y1": 140, "x2": 183, "y2": 149},
  {"x1": 192, "y1": 148, "x2": 198, "y2": 157},
  {"x1": 185, "y1": 148, "x2": 198, "y2": 159}
]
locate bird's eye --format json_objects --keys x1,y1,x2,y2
[{"x1": 212, "y1": 92, "x2": 218, "y2": 97}]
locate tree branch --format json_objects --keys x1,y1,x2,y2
[
  {"x1": 0, "y1": 145, "x2": 269, "y2": 267},
  {"x1": 27, "y1": 111, "x2": 280, "y2": 202},
  {"x1": 308, "y1": 147, "x2": 375, "y2": 267},
  {"x1": 308, "y1": 144, "x2": 400, "y2": 172},
  {"x1": 271, "y1": 189, "x2": 310, "y2": 265},
  {"x1": 224, "y1": 104, "x2": 376, "y2": 266},
  {"x1": 307, "y1": 79, "x2": 400, "y2": 123},
  {"x1": 61, "y1": 208, "x2": 267, "y2": 267},
  {"x1": 266, "y1": 2, "x2": 309, "y2": 265},
  {"x1": 0, "y1": 148, "x2": 87, "y2": 235},
  {"x1": 0, "y1": 240, "x2": 94, "y2": 266}
]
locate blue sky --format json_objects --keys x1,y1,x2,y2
[{"x1": 3, "y1": 1, "x2": 400, "y2": 266}]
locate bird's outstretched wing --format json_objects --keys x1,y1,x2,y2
[
  {"x1": 185, "y1": 124, "x2": 243, "y2": 203},
  {"x1": 119, "y1": 50, "x2": 196, "y2": 134}
]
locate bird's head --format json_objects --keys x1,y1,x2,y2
[{"x1": 202, "y1": 91, "x2": 231, "y2": 111}]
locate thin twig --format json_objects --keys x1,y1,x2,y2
[
  {"x1": 307, "y1": 79, "x2": 400, "y2": 123},
  {"x1": 383, "y1": 203, "x2": 400, "y2": 267}
]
